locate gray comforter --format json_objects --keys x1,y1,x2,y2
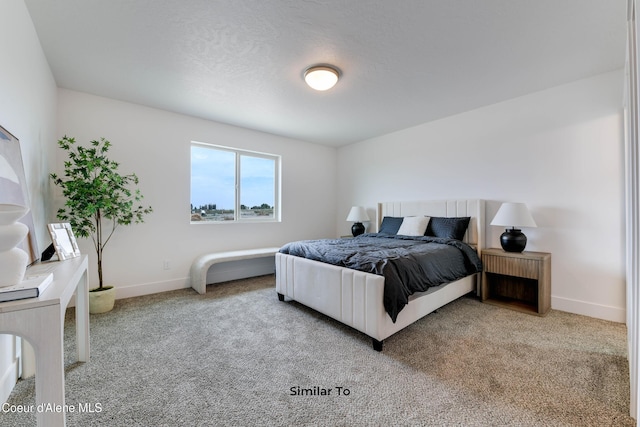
[{"x1": 279, "y1": 233, "x2": 482, "y2": 322}]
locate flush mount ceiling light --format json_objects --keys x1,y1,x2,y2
[{"x1": 304, "y1": 65, "x2": 340, "y2": 91}]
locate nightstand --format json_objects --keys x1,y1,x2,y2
[{"x1": 481, "y1": 248, "x2": 551, "y2": 316}]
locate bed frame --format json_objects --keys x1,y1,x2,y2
[{"x1": 275, "y1": 199, "x2": 485, "y2": 351}]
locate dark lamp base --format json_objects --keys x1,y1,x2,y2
[
  {"x1": 351, "y1": 222, "x2": 365, "y2": 237},
  {"x1": 500, "y1": 228, "x2": 527, "y2": 252}
]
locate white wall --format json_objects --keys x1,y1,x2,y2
[
  {"x1": 0, "y1": 0, "x2": 626, "y2": 405},
  {"x1": 337, "y1": 70, "x2": 625, "y2": 322},
  {"x1": 0, "y1": 0, "x2": 58, "y2": 405},
  {"x1": 56, "y1": 89, "x2": 337, "y2": 298}
]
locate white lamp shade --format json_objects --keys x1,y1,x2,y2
[
  {"x1": 490, "y1": 202, "x2": 537, "y2": 228},
  {"x1": 346, "y1": 206, "x2": 370, "y2": 222}
]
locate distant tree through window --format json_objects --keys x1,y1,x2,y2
[{"x1": 190, "y1": 142, "x2": 280, "y2": 222}]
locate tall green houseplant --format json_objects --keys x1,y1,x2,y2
[{"x1": 51, "y1": 136, "x2": 153, "y2": 293}]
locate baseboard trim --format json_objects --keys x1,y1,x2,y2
[
  {"x1": 75, "y1": 276, "x2": 626, "y2": 324},
  {"x1": 0, "y1": 356, "x2": 19, "y2": 405},
  {"x1": 66, "y1": 262, "x2": 276, "y2": 307},
  {"x1": 552, "y1": 295, "x2": 626, "y2": 323},
  {"x1": 65, "y1": 273, "x2": 625, "y2": 324},
  {"x1": 114, "y1": 278, "x2": 192, "y2": 300},
  {"x1": 113, "y1": 262, "x2": 275, "y2": 300},
  {"x1": 66, "y1": 278, "x2": 191, "y2": 308}
]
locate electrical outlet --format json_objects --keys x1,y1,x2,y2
[{"x1": 163, "y1": 260, "x2": 171, "y2": 270}]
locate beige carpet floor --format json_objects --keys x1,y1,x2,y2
[{"x1": 1, "y1": 274, "x2": 634, "y2": 426}]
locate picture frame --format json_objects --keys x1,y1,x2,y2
[{"x1": 47, "y1": 223, "x2": 81, "y2": 260}]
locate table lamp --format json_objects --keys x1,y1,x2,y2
[
  {"x1": 346, "y1": 206, "x2": 370, "y2": 237},
  {"x1": 490, "y1": 202, "x2": 537, "y2": 252}
]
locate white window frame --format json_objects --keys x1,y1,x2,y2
[{"x1": 190, "y1": 141, "x2": 281, "y2": 223}]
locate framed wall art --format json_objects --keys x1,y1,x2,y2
[{"x1": 0, "y1": 125, "x2": 39, "y2": 264}]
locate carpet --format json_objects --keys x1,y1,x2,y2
[{"x1": 1, "y1": 274, "x2": 634, "y2": 426}]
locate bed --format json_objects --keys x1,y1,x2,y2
[{"x1": 275, "y1": 199, "x2": 485, "y2": 351}]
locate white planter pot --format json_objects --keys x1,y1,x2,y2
[{"x1": 89, "y1": 286, "x2": 116, "y2": 314}]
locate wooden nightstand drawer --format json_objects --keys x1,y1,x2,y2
[
  {"x1": 481, "y1": 248, "x2": 551, "y2": 316},
  {"x1": 483, "y1": 255, "x2": 540, "y2": 279}
]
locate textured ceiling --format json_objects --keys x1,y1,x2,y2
[{"x1": 24, "y1": 0, "x2": 627, "y2": 146}]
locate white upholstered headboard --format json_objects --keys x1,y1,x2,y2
[{"x1": 376, "y1": 199, "x2": 486, "y2": 254}]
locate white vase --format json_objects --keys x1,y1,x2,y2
[
  {"x1": 0, "y1": 222, "x2": 29, "y2": 251},
  {"x1": 0, "y1": 204, "x2": 30, "y2": 288},
  {"x1": 0, "y1": 248, "x2": 29, "y2": 287},
  {"x1": 0, "y1": 204, "x2": 29, "y2": 225}
]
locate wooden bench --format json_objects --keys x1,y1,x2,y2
[{"x1": 190, "y1": 247, "x2": 281, "y2": 294}]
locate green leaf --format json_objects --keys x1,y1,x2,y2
[{"x1": 50, "y1": 136, "x2": 152, "y2": 288}]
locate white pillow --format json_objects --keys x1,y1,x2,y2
[{"x1": 396, "y1": 216, "x2": 430, "y2": 236}]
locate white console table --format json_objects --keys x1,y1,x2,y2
[{"x1": 0, "y1": 255, "x2": 89, "y2": 427}]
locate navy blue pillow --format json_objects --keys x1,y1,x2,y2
[
  {"x1": 378, "y1": 216, "x2": 404, "y2": 235},
  {"x1": 425, "y1": 217, "x2": 471, "y2": 240}
]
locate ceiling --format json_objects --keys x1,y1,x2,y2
[{"x1": 24, "y1": 0, "x2": 627, "y2": 147}]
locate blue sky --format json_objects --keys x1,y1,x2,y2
[{"x1": 191, "y1": 145, "x2": 275, "y2": 210}]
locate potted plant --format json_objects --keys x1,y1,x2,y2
[{"x1": 51, "y1": 136, "x2": 152, "y2": 313}]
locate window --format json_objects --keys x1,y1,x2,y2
[{"x1": 190, "y1": 142, "x2": 280, "y2": 223}]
